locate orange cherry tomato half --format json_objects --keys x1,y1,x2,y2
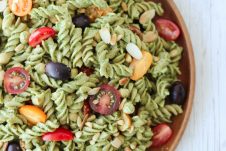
[
  {"x1": 29, "y1": 27, "x2": 56, "y2": 48},
  {"x1": 130, "y1": 51, "x2": 153, "y2": 81},
  {"x1": 42, "y1": 127, "x2": 74, "y2": 141},
  {"x1": 4, "y1": 67, "x2": 30, "y2": 94},
  {"x1": 151, "y1": 124, "x2": 173, "y2": 147},
  {"x1": 8, "y1": 0, "x2": 32, "y2": 17},
  {"x1": 19, "y1": 105, "x2": 47, "y2": 125},
  {"x1": 156, "y1": 19, "x2": 180, "y2": 41}
]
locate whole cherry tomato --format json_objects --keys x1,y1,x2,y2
[
  {"x1": 156, "y1": 19, "x2": 180, "y2": 41},
  {"x1": 151, "y1": 124, "x2": 173, "y2": 147}
]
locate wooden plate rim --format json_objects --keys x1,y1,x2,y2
[{"x1": 162, "y1": 1, "x2": 195, "y2": 150}]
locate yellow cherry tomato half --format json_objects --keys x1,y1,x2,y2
[
  {"x1": 9, "y1": 0, "x2": 32, "y2": 17},
  {"x1": 19, "y1": 105, "x2": 47, "y2": 125},
  {"x1": 130, "y1": 51, "x2": 153, "y2": 81}
]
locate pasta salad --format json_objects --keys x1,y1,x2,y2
[{"x1": 0, "y1": 0, "x2": 186, "y2": 150}]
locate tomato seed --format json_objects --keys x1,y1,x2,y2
[
  {"x1": 20, "y1": 82, "x2": 25, "y2": 88},
  {"x1": 93, "y1": 100, "x2": 99, "y2": 105},
  {"x1": 14, "y1": 85, "x2": 19, "y2": 90}
]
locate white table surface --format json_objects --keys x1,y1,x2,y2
[{"x1": 173, "y1": 0, "x2": 226, "y2": 151}]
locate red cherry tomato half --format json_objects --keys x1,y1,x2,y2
[
  {"x1": 151, "y1": 124, "x2": 173, "y2": 147},
  {"x1": 29, "y1": 27, "x2": 56, "y2": 47},
  {"x1": 42, "y1": 127, "x2": 74, "y2": 141},
  {"x1": 4, "y1": 67, "x2": 30, "y2": 94},
  {"x1": 83, "y1": 100, "x2": 91, "y2": 115},
  {"x1": 156, "y1": 19, "x2": 180, "y2": 41},
  {"x1": 79, "y1": 66, "x2": 94, "y2": 76},
  {"x1": 89, "y1": 84, "x2": 121, "y2": 115}
]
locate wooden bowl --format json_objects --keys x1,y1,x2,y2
[{"x1": 149, "y1": 0, "x2": 195, "y2": 151}]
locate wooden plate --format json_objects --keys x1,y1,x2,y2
[{"x1": 150, "y1": 0, "x2": 195, "y2": 151}]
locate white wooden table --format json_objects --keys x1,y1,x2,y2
[{"x1": 174, "y1": 0, "x2": 226, "y2": 150}]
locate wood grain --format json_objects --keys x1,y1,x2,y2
[{"x1": 174, "y1": 0, "x2": 226, "y2": 151}]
